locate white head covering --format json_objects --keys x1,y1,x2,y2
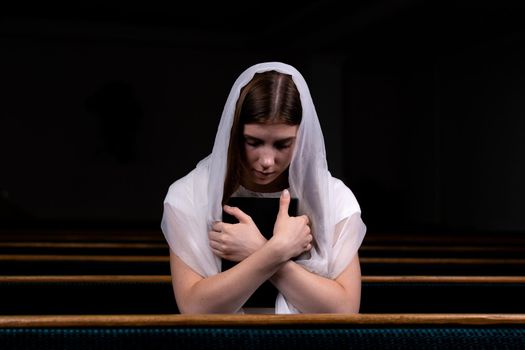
[{"x1": 161, "y1": 62, "x2": 366, "y2": 313}]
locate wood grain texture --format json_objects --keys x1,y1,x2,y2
[{"x1": 1, "y1": 314, "x2": 524, "y2": 327}]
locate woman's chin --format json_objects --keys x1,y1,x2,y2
[
  {"x1": 253, "y1": 178, "x2": 276, "y2": 186},
  {"x1": 242, "y1": 169, "x2": 289, "y2": 192}
]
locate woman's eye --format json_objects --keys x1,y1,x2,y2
[
  {"x1": 275, "y1": 143, "x2": 291, "y2": 150},
  {"x1": 246, "y1": 141, "x2": 261, "y2": 147}
]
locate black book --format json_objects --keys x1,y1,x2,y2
[{"x1": 221, "y1": 196, "x2": 298, "y2": 308}]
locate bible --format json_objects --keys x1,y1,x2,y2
[{"x1": 221, "y1": 196, "x2": 298, "y2": 307}]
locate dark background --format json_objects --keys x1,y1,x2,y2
[{"x1": 1, "y1": 1, "x2": 524, "y2": 235}]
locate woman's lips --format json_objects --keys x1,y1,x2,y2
[{"x1": 254, "y1": 170, "x2": 274, "y2": 178}]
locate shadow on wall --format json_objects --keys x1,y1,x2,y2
[{"x1": 84, "y1": 80, "x2": 144, "y2": 165}]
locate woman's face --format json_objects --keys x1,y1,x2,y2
[{"x1": 241, "y1": 123, "x2": 298, "y2": 192}]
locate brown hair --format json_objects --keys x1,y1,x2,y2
[{"x1": 222, "y1": 70, "x2": 302, "y2": 203}]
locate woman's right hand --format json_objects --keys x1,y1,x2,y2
[
  {"x1": 271, "y1": 189, "x2": 313, "y2": 261},
  {"x1": 209, "y1": 206, "x2": 267, "y2": 262}
]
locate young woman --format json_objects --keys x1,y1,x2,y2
[{"x1": 161, "y1": 62, "x2": 366, "y2": 314}]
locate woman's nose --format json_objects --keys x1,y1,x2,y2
[{"x1": 259, "y1": 149, "x2": 275, "y2": 168}]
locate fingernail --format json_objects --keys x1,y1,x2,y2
[{"x1": 283, "y1": 189, "x2": 290, "y2": 198}]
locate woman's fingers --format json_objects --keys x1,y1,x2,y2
[
  {"x1": 209, "y1": 234, "x2": 229, "y2": 256},
  {"x1": 212, "y1": 221, "x2": 224, "y2": 232},
  {"x1": 277, "y1": 189, "x2": 291, "y2": 218},
  {"x1": 223, "y1": 205, "x2": 253, "y2": 224},
  {"x1": 301, "y1": 214, "x2": 310, "y2": 225}
]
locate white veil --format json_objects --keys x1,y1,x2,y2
[{"x1": 161, "y1": 62, "x2": 366, "y2": 314}]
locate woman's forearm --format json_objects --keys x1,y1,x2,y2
[
  {"x1": 269, "y1": 255, "x2": 361, "y2": 313},
  {"x1": 173, "y1": 239, "x2": 288, "y2": 314}
]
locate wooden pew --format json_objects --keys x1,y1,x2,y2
[
  {"x1": 0, "y1": 314, "x2": 524, "y2": 349},
  {"x1": 0, "y1": 255, "x2": 170, "y2": 275},
  {"x1": 2, "y1": 275, "x2": 525, "y2": 314},
  {"x1": 0, "y1": 228, "x2": 164, "y2": 242},
  {"x1": 360, "y1": 245, "x2": 525, "y2": 258},
  {"x1": 2, "y1": 240, "x2": 525, "y2": 259},
  {"x1": 0, "y1": 241, "x2": 168, "y2": 256},
  {"x1": 2, "y1": 228, "x2": 524, "y2": 250},
  {"x1": 363, "y1": 231, "x2": 525, "y2": 246},
  {"x1": 1, "y1": 227, "x2": 524, "y2": 257},
  {"x1": 2, "y1": 254, "x2": 524, "y2": 275},
  {"x1": 360, "y1": 257, "x2": 525, "y2": 275}
]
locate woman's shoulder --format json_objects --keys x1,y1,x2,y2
[
  {"x1": 164, "y1": 163, "x2": 209, "y2": 210},
  {"x1": 329, "y1": 176, "x2": 361, "y2": 217}
]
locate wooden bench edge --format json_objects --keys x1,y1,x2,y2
[{"x1": 1, "y1": 314, "x2": 525, "y2": 327}]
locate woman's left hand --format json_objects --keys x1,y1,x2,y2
[{"x1": 209, "y1": 205, "x2": 267, "y2": 262}]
